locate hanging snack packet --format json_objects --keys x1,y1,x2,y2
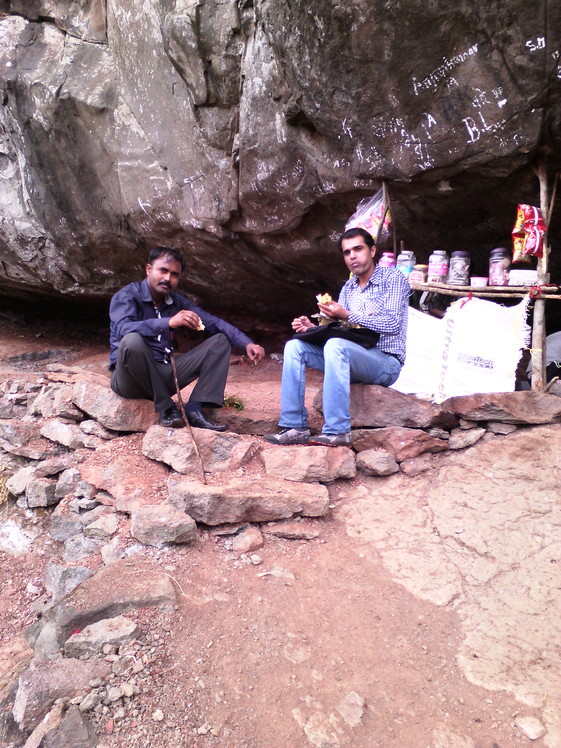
[
  {"x1": 345, "y1": 189, "x2": 391, "y2": 241},
  {"x1": 511, "y1": 204, "x2": 545, "y2": 263}
]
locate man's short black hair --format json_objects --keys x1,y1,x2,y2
[
  {"x1": 338, "y1": 227, "x2": 375, "y2": 251},
  {"x1": 148, "y1": 246, "x2": 186, "y2": 272}
]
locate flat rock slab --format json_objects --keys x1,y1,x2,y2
[
  {"x1": 314, "y1": 385, "x2": 457, "y2": 428},
  {"x1": 168, "y1": 476, "x2": 330, "y2": 525},
  {"x1": 441, "y1": 391, "x2": 561, "y2": 424},
  {"x1": 79, "y1": 435, "x2": 169, "y2": 512},
  {"x1": 142, "y1": 425, "x2": 259, "y2": 474},
  {"x1": 262, "y1": 445, "x2": 356, "y2": 482},
  {"x1": 27, "y1": 560, "x2": 177, "y2": 652},
  {"x1": 338, "y1": 423, "x2": 561, "y2": 734},
  {"x1": 72, "y1": 380, "x2": 155, "y2": 432},
  {"x1": 13, "y1": 655, "x2": 110, "y2": 732},
  {"x1": 352, "y1": 426, "x2": 448, "y2": 461},
  {"x1": 63, "y1": 615, "x2": 139, "y2": 658},
  {"x1": 130, "y1": 504, "x2": 197, "y2": 546}
]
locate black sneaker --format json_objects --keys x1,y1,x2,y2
[
  {"x1": 160, "y1": 406, "x2": 184, "y2": 428},
  {"x1": 263, "y1": 427, "x2": 311, "y2": 445}
]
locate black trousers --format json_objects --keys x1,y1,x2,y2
[{"x1": 111, "y1": 332, "x2": 231, "y2": 414}]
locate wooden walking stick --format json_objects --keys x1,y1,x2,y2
[{"x1": 170, "y1": 354, "x2": 208, "y2": 485}]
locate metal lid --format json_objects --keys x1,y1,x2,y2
[{"x1": 451, "y1": 250, "x2": 470, "y2": 257}]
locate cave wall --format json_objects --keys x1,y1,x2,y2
[{"x1": 0, "y1": 0, "x2": 559, "y2": 322}]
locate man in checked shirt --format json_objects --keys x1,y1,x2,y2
[{"x1": 265, "y1": 227, "x2": 409, "y2": 446}]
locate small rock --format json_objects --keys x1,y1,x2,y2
[
  {"x1": 79, "y1": 691, "x2": 102, "y2": 712},
  {"x1": 337, "y1": 691, "x2": 366, "y2": 727},
  {"x1": 448, "y1": 427, "x2": 486, "y2": 450},
  {"x1": 514, "y1": 715, "x2": 547, "y2": 740},
  {"x1": 106, "y1": 686, "x2": 124, "y2": 702},
  {"x1": 77, "y1": 497, "x2": 100, "y2": 510},
  {"x1": 152, "y1": 709, "x2": 165, "y2": 722},
  {"x1": 83, "y1": 512, "x2": 120, "y2": 539},
  {"x1": 356, "y1": 448, "x2": 399, "y2": 476},
  {"x1": 486, "y1": 421, "x2": 518, "y2": 434},
  {"x1": 25, "y1": 476, "x2": 58, "y2": 508},
  {"x1": 101, "y1": 537, "x2": 124, "y2": 565},
  {"x1": 232, "y1": 526, "x2": 264, "y2": 554},
  {"x1": 426, "y1": 427, "x2": 449, "y2": 440},
  {"x1": 121, "y1": 683, "x2": 136, "y2": 698},
  {"x1": 130, "y1": 504, "x2": 197, "y2": 547}
]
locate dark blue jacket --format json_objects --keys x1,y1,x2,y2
[{"x1": 109, "y1": 279, "x2": 252, "y2": 368}]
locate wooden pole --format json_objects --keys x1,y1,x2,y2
[
  {"x1": 171, "y1": 355, "x2": 208, "y2": 485},
  {"x1": 530, "y1": 161, "x2": 550, "y2": 390}
]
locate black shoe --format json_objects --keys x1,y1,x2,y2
[
  {"x1": 160, "y1": 405, "x2": 184, "y2": 428},
  {"x1": 187, "y1": 409, "x2": 227, "y2": 432}
]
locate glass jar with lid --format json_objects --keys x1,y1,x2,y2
[
  {"x1": 427, "y1": 250, "x2": 449, "y2": 283},
  {"x1": 488, "y1": 247, "x2": 511, "y2": 285},
  {"x1": 448, "y1": 251, "x2": 471, "y2": 285}
]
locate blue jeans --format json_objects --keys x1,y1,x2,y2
[{"x1": 279, "y1": 338, "x2": 402, "y2": 434}]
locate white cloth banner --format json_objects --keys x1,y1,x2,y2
[{"x1": 392, "y1": 297, "x2": 530, "y2": 402}]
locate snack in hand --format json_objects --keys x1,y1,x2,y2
[
  {"x1": 197, "y1": 320, "x2": 205, "y2": 331},
  {"x1": 316, "y1": 293, "x2": 332, "y2": 305}
]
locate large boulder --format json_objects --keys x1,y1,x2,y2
[
  {"x1": 0, "y1": 3, "x2": 560, "y2": 316},
  {"x1": 26, "y1": 560, "x2": 177, "y2": 653},
  {"x1": 72, "y1": 381, "x2": 155, "y2": 433},
  {"x1": 142, "y1": 425, "x2": 259, "y2": 474},
  {"x1": 12, "y1": 656, "x2": 110, "y2": 733}
]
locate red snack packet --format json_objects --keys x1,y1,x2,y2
[
  {"x1": 345, "y1": 189, "x2": 391, "y2": 241},
  {"x1": 511, "y1": 204, "x2": 545, "y2": 263}
]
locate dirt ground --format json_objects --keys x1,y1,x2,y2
[{"x1": 0, "y1": 312, "x2": 548, "y2": 748}]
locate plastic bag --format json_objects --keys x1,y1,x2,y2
[
  {"x1": 345, "y1": 189, "x2": 391, "y2": 242},
  {"x1": 511, "y1": 204, "x2": 545, "y2": 263}
]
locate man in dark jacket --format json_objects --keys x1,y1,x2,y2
[{"x1": 109, "y1": 246, "x2": 264, "y2": 430}]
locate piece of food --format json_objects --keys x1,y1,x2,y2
[
  {"x1": 197, "y1": 320, "x2": 205, "y2": 331},
  {"x1": 316, "y1": 293, "x2": 332, "y2": 305}
]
